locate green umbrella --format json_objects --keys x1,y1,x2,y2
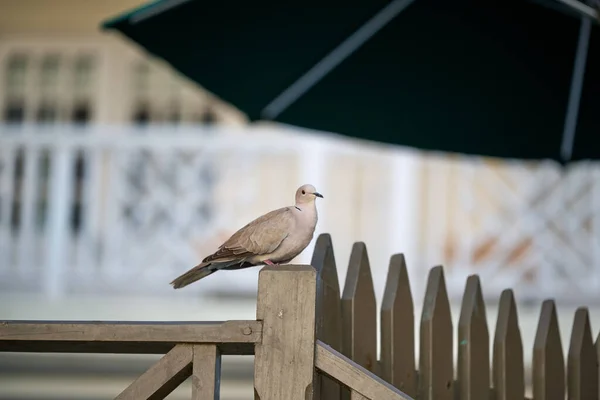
[{"x1": 103, "y1": 0, "x2": 600, "y2": 163}]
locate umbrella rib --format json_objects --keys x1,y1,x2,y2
[
  {"x1": 553, "y1": 0, "x2": 599, "y2": 19},
  {"x1": 260, "y1": 0, "x2": 417, "y2": 120},
  {"x1": 130, "y1": 0, "x2": 193, "y2": 24},
  {"x1": 560, "y1": 15, "x2": 591, "y2": 162}
]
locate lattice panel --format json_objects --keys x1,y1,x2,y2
[
  {"x1": 424, "y1": 157, "x2": 600, "y2": 302},
  {"x1": 65, "y1": 148, "x2": 219, "y2": 292}
]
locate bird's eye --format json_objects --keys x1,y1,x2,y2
[{"x1": 301, "y1": 190, "x2": 306, "y2": 195}]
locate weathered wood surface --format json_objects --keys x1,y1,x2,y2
[
  {"x1": 0, "y1": 320, "x2": 261, "y2": 354},
  {"x1": 457, "y1": 275, "x2": 490, "y2": 400},
  {"x1": 419, "y1": 266, "x2": 454, "y2": 400},
  {"x1": 567, "y1": 307, "x2": 598, "y2": 400},
  {"x1": 597, "y1": 333, "x2": 600, "y2": 400},
  {"x1": 254, "y1": 265, "x2": 317, "y2": 400},
  {"x1": 312, "y1": 233, "x2": 343, "y2": 400},
  {"x1": 532, "y1": 300, "x2": 565, "y2": 400},
  {"x1": 492, "y1": 289, "x2": 524, "y2": 400},
  {"x1": 350, "y1": 391, "x2": 369, "y2": 400},
  {"x1": 380, "y1": 254, "x2": 416, "y2": 397},
  {"x1": 192, "y1": 344, "x2": 221, "y2": 400},
  {"x1": 342, "y1": 242, "x2": 378, "y2": 373},
  {"x1": 315, "y1": 341, "x2": 414, "y2": 400},
  {"x1": 115, "y1": 344, "x2": 193, "y2": 400}
]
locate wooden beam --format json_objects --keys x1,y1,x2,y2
[
  {"x1": 192, "y1": 344, "x2": 221, "y2": 400},
  {"x1": 0, "y1": 320, "x2": 261, "y2": 355},
  {"x1": 315, "y1": 341, "x2": 414, "y2": 400},
  {"x1": 254, "y1": 265, "x2": 317, "y2": 400},
  {"x1": 115, "y1": 344, "x2": 193, "y2": 400}
]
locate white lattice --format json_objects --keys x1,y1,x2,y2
[{"x1": 423, "y1": 156, "x2": 600, "y2": 303}]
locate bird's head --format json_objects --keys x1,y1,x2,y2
[{"x1": 295, "y1": 184, "x2": 323, "y2": 205}]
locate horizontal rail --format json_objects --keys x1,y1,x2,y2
[
  {"x1": 315, "y1": 340, "x2": 414, "y2": 400},
  {"x1": 0, "y1": 125, "x2": 372, "y2": 156},
  {"x1": 0, "y1": 320, "x2": 261, "y2": 355}
]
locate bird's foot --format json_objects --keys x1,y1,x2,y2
[{"x1": 264, "y1": 260, "x2": 278, "y2": 266}]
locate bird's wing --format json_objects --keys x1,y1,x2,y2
[{"x1": 202, "y1": 207, "x2": 294, "y2": 263}]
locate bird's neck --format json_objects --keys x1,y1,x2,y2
[{"x1": 295, "y1": 201, "x2": 318, "y2": 221}]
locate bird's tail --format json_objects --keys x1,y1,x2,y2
[{"x1": 170, "y1": 262, "x2": 215, "y2": 289}]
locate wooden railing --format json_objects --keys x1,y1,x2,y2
[
  {"x1": 0, "y1": 261, "x2": 411, "y2": 399},
  {"x1": 2, "y1": 233, "x2": 599, "y2": 399}
]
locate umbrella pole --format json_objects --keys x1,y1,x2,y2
[{"x1": 560, "y1": 15, "x2": 592, "y2": 162}]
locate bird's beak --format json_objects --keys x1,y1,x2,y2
[{"x1": 313, "y1": 192, "x2": 323, "y2": 198}]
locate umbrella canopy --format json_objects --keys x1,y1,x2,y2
[{"x1": 103, "y1": 0, "x2": 600, "y2": 162}]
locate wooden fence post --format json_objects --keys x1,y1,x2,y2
[{"x1": 254, "y1": 265, "x2": 317, "y2": 400}]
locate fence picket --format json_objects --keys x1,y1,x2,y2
[
  {"x1": 380, "y1": 254, "x2": 416, "y2": 397},
  {"x1": 457, "y1": 275, "x2": 490, "y2": 400},
  {"x1": 597, "y1": 333, "x2": 600, "y2": 399},
  {"x1": 419, "y1": 265, "x2": 454, "y2": 400},
  {"x1": 533, "y1": 300, "x2": 565, "y2": 400},
  {"x1": 567, "y1": 307, "x2": 598, "y2": 400},
  {"x1": 493, "y1": 289, "x2": 524, "y2": 400},
  {"x1": 341, "y1": 242, "x2": 378, "y2": 372},
  {"x1": 341, "y1": 242, "x2": 378, "y2": 399},
  {"x1": 312, "y1": 233, "x2": 343, "y2": 400}
]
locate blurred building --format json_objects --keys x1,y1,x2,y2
[{"x1": 0, "y1": 0, "x2": 246, "y2": 125}]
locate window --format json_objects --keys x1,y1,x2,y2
[
  {"x1": 4, "y1": 54, "x2": 28, "y2": 123},
  {"x1": 4, "y1": 100, "x2": 25, "y2": 123},
  {"x1": 40, "y1": 54, "x2": 60, "y2": 92},
  {"x1": 73, "y1": 54, "x2": 95, "y2": 93},
  {"x1": 200, "y1": 107, "x2": 217, "y2": 125},
  {"x1": 36, "y1": 104, "x2": 57, "y2": 123},
  {"x1": 133, "y1": 61, "x2": 150, "y2": 93},
  {"x1": 5, "y1": 53, "x2": 28, "y2": 94},
  {"x1": 132, "y1": 103, "x2": 151, "y2": 125}
]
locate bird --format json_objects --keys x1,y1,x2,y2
[{"x1": 170, "y1": 183, "x2": 323, "y2": 289}]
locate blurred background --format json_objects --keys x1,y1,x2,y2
[{"x1": 0, "y1": 0, "x2": 599, "y2": 399}]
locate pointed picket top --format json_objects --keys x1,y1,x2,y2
[
  {"x1": 533, "y1": 299, "x2": 565, "y2": 400},
  {"x1": 341, "y1": 242, "x2": 378, "y2": 374},
  {"x1": 419, "y1": 265, "x2": 453, "y2": 400},
  {"x1": 311, "y1": 233, "x2": 342, "y2": 400},
  {"x1": 312, "y1": 233, "x2": 341, "y2": 305},
  {"x1": 493, "y1": 289, "x2": 524, "y2": 400},
  {"x1": 380, "y1": 254, "x2": 416, "y2": 397},
  {"x1": 567, "y1": 307, "x2": 598, "y2": 400},
  {"x1": 457, "y1": 275, "x2": 490, "y2": 400}
]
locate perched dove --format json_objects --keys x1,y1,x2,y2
[{"x1": 170, "y1": 183, "x2": 323, "y2": 289}]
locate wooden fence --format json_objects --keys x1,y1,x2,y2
[
  {"x1": 310, "y1": 234, "x2": 600, "y2": 400},
  {"x1": 1, "y1": 233, "x2": 599, "y2": 399}
]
